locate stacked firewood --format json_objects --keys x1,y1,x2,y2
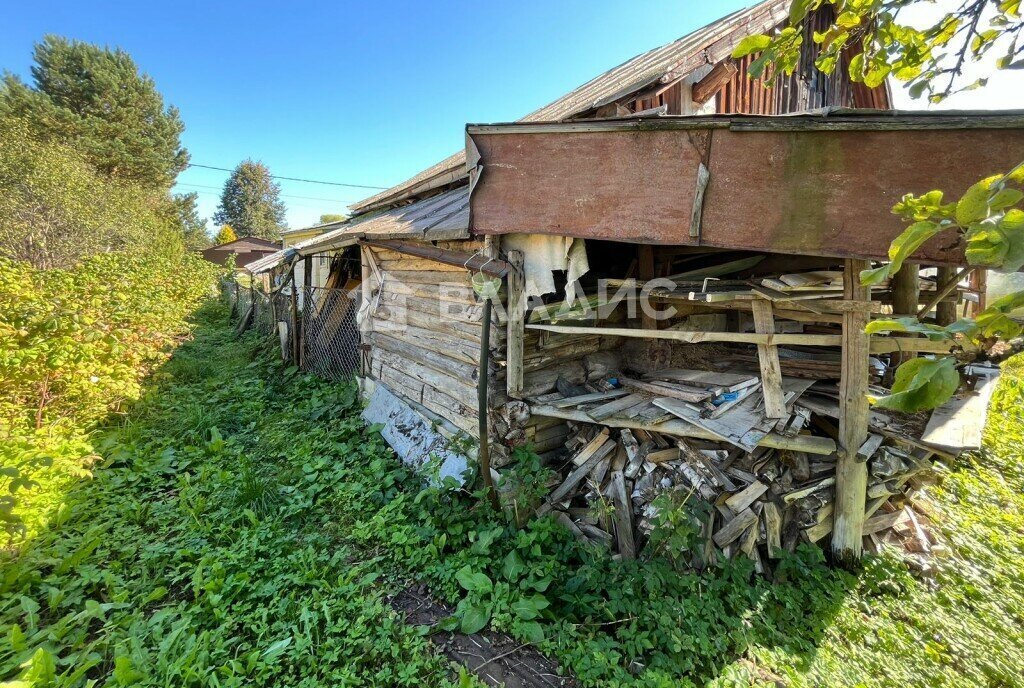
[{"x1": 534, "y1": 416, "x2": 941, "y2": 573}]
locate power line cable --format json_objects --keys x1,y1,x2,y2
[
  {"x1": 185, "y1": 163, "x2": 388, "y2": 190},
  {"x1": 176, "y1": 182, "x2": 351, "y2": 204}
]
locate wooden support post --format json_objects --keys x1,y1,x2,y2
[
  {"x1": 638, "y1": 245, "x2": 657, "y2": 330},
  {"x1": 506, "y1": 250, "x2": 525, "y2": 398},
  {"x1": 301, "y1": 255, "x2": 313, "y2": 367},
  {"x1": 751, "y1": 298, "x2": 786, "y2": 419},
  {"x1": 889, "y1": 263, "x2": 919, "y2": 381},
  {"x1": 833, "y1": 259, "x2": 871, "y2": 567},
  {"x1": 933, "y1": 266, "x2": 960, "y2": 325},
  {"x1": 477, "y1": 235, "x2": 500, "y2": 511},
  {"x1": 289, "y1": 265, "x2": 299, "y2": 363}
]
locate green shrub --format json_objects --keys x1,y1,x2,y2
[{"x1": 0, "y1": 252, "x2": 217, "y2": 543}]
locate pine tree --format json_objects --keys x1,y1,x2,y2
[
  {"x1": 213, "y1": 160, "x2": 286, "y2": 241},
  {"x1": 0, "y1": 36, "x2": 188, "y2": 190},
  {"x1": 214, "y1": 225, "x2": 237, "y2": 245},
  {"x1": 170, "y1": 192, "x2": 209, "y2": 250}
]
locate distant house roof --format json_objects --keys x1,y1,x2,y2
[
  {"x1": 245, "y1": 186, "x2": 470, "y2": 274},
  {"x1": 201, "y1": 236, "x2": 280, "y2": 268},
  {"x1": 349, "y1": 0, "x2": 789, "y2": 214}
]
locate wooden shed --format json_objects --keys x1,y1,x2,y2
[{"x1": 248, "y1": 0, "x2": 1016, "y2": 568}]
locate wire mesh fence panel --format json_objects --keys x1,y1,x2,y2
[
  {"x1": 220, "y1": 279, "x2": 239, "y2": 314},
  {"x1": 236, "y1": 287, "x2": 253, "y2": 319},
  {"x1": 302, "y1": 286, "x2": 361, "y2": 381},
  {"x1": 252, "y1": 291, "x2": 274, "y2": 336}
]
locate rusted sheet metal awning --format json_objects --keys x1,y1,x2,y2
[{"x1": 467, "y1": 110, "x2": 1024, "y2": 265}]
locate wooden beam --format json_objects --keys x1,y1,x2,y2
[
  {"x1": 359, "y1": 238, "x2": 510, "y2": 278},
  {"x1": 833, "y1": 259, "x2": 872, "y2": 566},
  {"x1": 526, "y1": 323, "x2": 953, "y2": 354},
  {"x1": 751, "y1": 299, "x2": 786, "y2": 419},
  {"x1": 505, "y1": 250, "x2": 525, "y2": 399},
  {"x1": 690, "y1": 162, "x2": 710, "y2": 239},
  {"x1": 890, "y1": 263, "x2": 920, "y2": 375},
  {"x1": 927, "y1": 266, "x2": 967, "y2": 324},
  {"x1": 528, "y1": 403, "x2": 837, "y2": 455},
  {"x1": 638, "y1": 246, "x2": 657, "y2": 330},
  {"x1": 691, "y1": 60, "x2": 739, "y2": 104}
]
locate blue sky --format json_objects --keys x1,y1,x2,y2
[{"x1": 3, "y1": 1, "x2": 1021, "y2": 232}]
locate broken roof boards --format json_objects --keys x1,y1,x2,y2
[{"x1": 465, "y1": 111, "x2": 1024, "y2": 267}]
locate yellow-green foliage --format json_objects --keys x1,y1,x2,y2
[
  {"x1": 0, "y1": 252, "x2": 217, "y2": 543},
  {"x1": 0, "y1": 118, "x2": 185, "y2": 270}
]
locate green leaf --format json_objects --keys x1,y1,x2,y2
[
  {"x1": 511, "y1": 594, "x2": 549, "y2": 621},
  {"x1": 732, "y1": 34, "x2": 772, "y2": 58},
  {"x1": 835, "y1": 11, "x2": 861, "y2": 28},
  {"x1": 976, "y1": 290, "x2": 1024, "y2": 338},
  {"x1": 455, "y1": 566, "x2": 493, "y2": 593},
  {"x1": 517, "y1": 620, "x2": 545, "y2": 643},
  {"x1": 789, "y1": 0, "x2": 815, "y2": 25},
  {"x1": 460, "y1": 603, "x2": 492, "y2": 634},
  {"x1": 865, "y1": 317, "x2": 955, "y2": 340},
  {"x1": 956, "y1": 176, "x2": 1002, "y2": 225},
  {"x1": 871, "y1": 357, "x2": 960, "y2": 412},
  {"x1": 989, "y1": 188, "x2": 1024, "y2": 212},
  {"x1": 261, "y1": 636, "x2": 293, "y2": 660},
  {"x1": 501, "y1": 551, "x2": 526, "y2": 582},
  {"x1": 863, "y1": 220, "x2": 944, "y2": 285},
  {"x1": 113, "y1": 656, "x2": 145, "y2": 685},
  {"x1": 859, "y1": 265, "x2": 891, "y2": 286}
]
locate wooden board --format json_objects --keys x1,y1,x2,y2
[{"x1": 920, "y1": 373, "x2": 998, "y2": 453}]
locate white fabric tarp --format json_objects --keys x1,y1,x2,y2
[{"x1": 501, "y1": 233, "x2": 590, "y2": 302}]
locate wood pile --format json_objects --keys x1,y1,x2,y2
[{"x1": 529, "y1": 367, "x2": 946, "y2": 573}]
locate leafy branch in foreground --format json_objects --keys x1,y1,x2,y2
[
  {"x1": 732, "y1": 0, "x2": 1024, "y2": 102},
  {"x1": 861, "y1": 164, "x2": 1024, "y2": 410}
]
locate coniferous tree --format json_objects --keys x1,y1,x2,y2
[
  {"x1": 170, "y1": 192, "x2": 209, "y2": 250},
  {"x1": 213, "y1": 160, "x2": 286, "y2": 241},
  {"x1": 0, "y1": 36, "x2": 188, "y2": 190}
]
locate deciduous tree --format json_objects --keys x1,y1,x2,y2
[{"x1": 214, "y1": 225, "x2": 238, "y2": 245}]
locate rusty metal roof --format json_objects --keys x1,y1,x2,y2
[
  {"x1": 246, "y1": 186, "x2": 470, "y2": 273},
  {"x1": 349, "y1": 0, "x2": 789, "y2": 215}
]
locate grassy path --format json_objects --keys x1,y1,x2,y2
[{"x1": 3, "y1": 299, "x2": 1023, "y2": 687}]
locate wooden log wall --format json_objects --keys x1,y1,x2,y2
[{"x1": 363, "y1": 240, "x2": 507, "y2": 443}]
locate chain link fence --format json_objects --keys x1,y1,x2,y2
[
  {"x1": 218, "y1": 278, "x2": 361, "y2": 379},
  {"x1": 301, "y1": 286, "x2": 362, "y2": 381}
]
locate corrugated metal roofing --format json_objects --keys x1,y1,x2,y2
[
  {"x1": 245, "y1": 186, "x2": 470, "y2": 273},
  {"x1": 349, "y1": 0, "x2": 789, "y2": 214}
]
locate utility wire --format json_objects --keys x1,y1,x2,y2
[
  {"x1": 176, "y1": 182, "x2": 350, "y2": 204},
  {"x1": 186, "y1": 163, "x2": 388, "y2": 190}
]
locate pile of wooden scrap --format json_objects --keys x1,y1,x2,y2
[{"x1": 529, "y1": 366, "x2": 953, "y2": 573}]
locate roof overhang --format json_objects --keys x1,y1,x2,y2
[
  {"x1": 466, "y1": 109, "x2": 1024, "y2": 266},
  {"x1": 246, "y1": 185, "x2": 471, "y2": 274}
]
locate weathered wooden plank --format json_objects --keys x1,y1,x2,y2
[
  {"x1": 751, "y1": 298, "x2": 786, "y2": 419},
  {"x1": 724, "y1": 480, "x2": 768, "y2": 513},
  {"x1": 833, "y1": 258, "x2": 872, "y2": 566},
  {"x1": 506, "y1": 249, "x2": 525, "y2": 399},
  {"x1": 713, "y1": 508, "x2": 757, "y2": 548},
  {"x1": 529, "y1": 403, "x2": 837, "y2": 454},
  {"x1": 608, "y1": 470, "x2": 636, "y2": 559}
]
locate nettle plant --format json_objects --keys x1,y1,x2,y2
[{"x1": 733, "y1": 0, "x2": 1024, "y2": 412}]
